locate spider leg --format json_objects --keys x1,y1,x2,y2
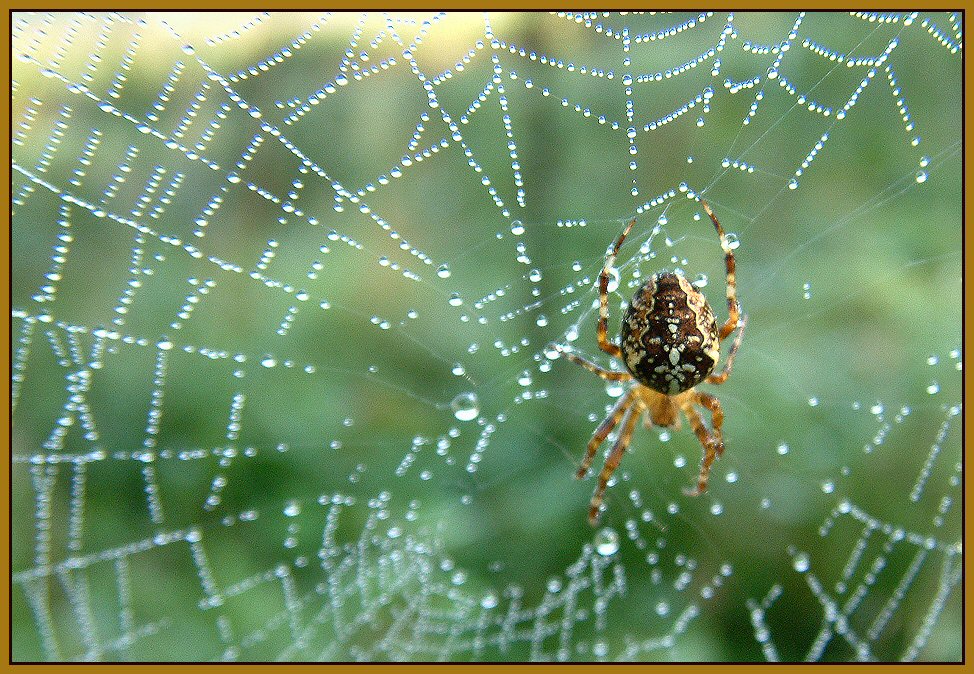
[
  {"x1": 560, "y1": 348, "x2": 633, "y2": 382},
  {"x1": 577, "y1": 388, "x2": 636, "y2": 478},
  {"x1": 597, "y1": 218, "x2": 637, "y2": 358},
  {"x1": 701, "y1": 201, "x2": 741, "y2": 340},
  {"x1": 680, "y1": 397, "x2": 724, "y2": 497},
  {"x1": 589, "y1": 400, "x2": 643, "y2": 525},
  {"x1": 706, "y1": 313, "x2": 747, "y2": 385},
  {"x1": 696, "y1": 392, "x2": 724, "y2": 454}
]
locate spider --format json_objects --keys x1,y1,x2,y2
[{"x1": 559, "y1": 201, "x2": 747, "y2": 525}]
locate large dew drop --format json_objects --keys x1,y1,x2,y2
[
  {"x1": 450, "y1": 392, "x2": 480, "y2": 421},
  {"x1": 594, "y1": 527, "x2": 619, "y2": 556}
]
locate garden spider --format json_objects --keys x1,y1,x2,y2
[{"x1": 559, "y1": 201, "x2": 747, "y2": 525}]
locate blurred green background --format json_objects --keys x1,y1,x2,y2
[{"x1": 12, "y1": 12, "x2": 962, "y2": 662}]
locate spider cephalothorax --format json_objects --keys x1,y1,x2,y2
[{"x1": 558, "y1": 201, "x2": 747, "y2": 524}]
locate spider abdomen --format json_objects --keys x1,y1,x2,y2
[{"x1": 620, "y1": 271, "x2": 720, "y2": 394}]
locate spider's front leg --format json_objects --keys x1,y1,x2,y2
[
  {"x1": 680, "y1": 396, "x2": 724, "y2": 497},
  {"x1": 577, "y1": 388, "x2": 636, "y2": 478},
  {"x1": 696, "y1": 391, "x2": 724, "y2": 452},
  {"x1": 589, "y1": 400, "x2": 643, "y2": 525}
]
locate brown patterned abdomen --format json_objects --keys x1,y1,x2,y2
[{"x1": 620, "y1": 272, "x2": 720, "y2": 394}]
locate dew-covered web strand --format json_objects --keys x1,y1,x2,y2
[
  {"x1": 10, "y1": 11, "x2": 961, "y2": 662},
  {"x1": 749, "y1": 146, "x2": 961, "y2": 347},
  {"x1": 12, "y1": 72, "x2": 483, "y2": 413},
  {"x1": 702, "y1": 14, "x2": 890, "y2": 194},
  {"x1": 754, "y1": 140, "x2": 960, "y2": 295},
  {"x1": 697, "y1": 12, "x2": 935, "y2": 243}
]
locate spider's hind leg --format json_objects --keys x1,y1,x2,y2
[
  {"x1": 596, "y1": 218, "x2": 637, "y2": 359},
  {"x1": 707, "y1": 314, "x2": 747, "y2": 385},
  {"x1": 701, "y1": 201, "x2": 741, "y2": 341},
  {"x1": 559, "y1": 347, "x2": 632, "y2": 382}
]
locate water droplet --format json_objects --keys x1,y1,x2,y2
[
  {"x1": 529, "y1": 268, "x2": 542, "y2": 282},
  {"x1": 536, "y1": 315, "x2": 548, "y2": 327},
  {"x1": 821, "y1": 481, "x2": 835, "y2": 494},
  {"x1": 927, "y1": 381, "x2": 940, "y2": 395},
  {"x1": 808, "y1": 397, "x2": 819, "y2": 407},
  {"x1": 709, "y1": 502, "x2": 723, "y2": 515},
  {"x1": 436, "y1": 264, "x2": 451, "y2": 278},
  {"x1": 517, "y1": 371, "x2": 533, "y2": 386},
  {"x1": 283, "y1": 501, "x2": 301, "y2": 517},
  {"x1": 724, "y1": 233, "x2": 741, "y2": 250},
  {"x1": 792, "y1": 552, "x2": 810, "y2": 573},
  {"x1": 606, "y1": 267, "x2": 621, "y2": 293},
  {"x1": 605, "y1": 381, "x2": 625, "y2": 398},
  {"x1": 655, "y1": 601, "x2": 670, "y2": 616},
  {"x1": 915, "y1": 170, "x2": 928, "y2": 183},
  {"x1": 776, "y1": 442, "x2": 789, "y2": 455},
  {"x1": 451, "y1": 392, "x2": 480, "y2": 421},
  {"x1": 448, "y1": 293, "x2": 463, "y2": 307},
  {"x1": 594, "y1": 527, "x2": 619, "y2": 556},
  {"x1": 788, "y1": 178, "x2": 799, "y2": 190},
  {"x1": 510, "y1": 220, "x2": 525, "y2": 235},
  {"x1": 480, "y1": 593, "x2": 498, "y2": 609},
  {"x1": 260, "y1": 354, "x2": 277, "y2": 368},
  {"x1": 451, "y1": 363, "x2": 465, "y2": 376}
]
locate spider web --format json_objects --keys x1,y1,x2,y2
[{"x1": 10, "y1": 11, "x2": 962, "y2": 662}]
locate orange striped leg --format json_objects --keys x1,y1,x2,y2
[
  {"x1": 588, "y1": 401, "x2": 642, "y2": 524},
  {"x1": 597, "y1": 218, "x2": 637, "y2": 358},
  {"x1": 701, "y1": 201, "x2": 740, "y2": 340},
  {"x1": 562, "y1": 350, "x2": 633, "y2": 382},
  {"x1": 681, "y1": 401, "x2": 723, "y2": 496},
  {"x1": 577, "y1": 389, "x2": 636, "y2": 478},
  {"x1": 706, "y1": 313, "x2": 747, "y2": 385},
  {"x1": 696, "y1": 392, "x2": 724, "y2": 451}
]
